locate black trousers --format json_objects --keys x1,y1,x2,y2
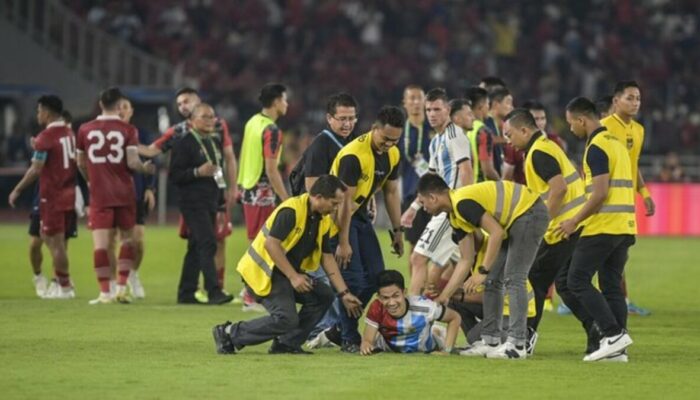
[
  {"x1": 231, "y1": 269, "x2": 335, "y2": 348},
  {"x1": 568, "y1": 234, "x2": 635, "y2": 337},
  {"x1": 527, "y1": 230, "x2": 592, "y2": 331},
  {"x1": 178, "y1": 207, "x2": 220, "y2": 300}
]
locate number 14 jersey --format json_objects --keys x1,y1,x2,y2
[
  {"x1": 77, "y1": 115, "x2": 138, "y2": 208},
  {"x1": 34, "y1": 121, "x2": 77, "y2": 211}
]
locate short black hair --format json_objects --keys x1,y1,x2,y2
[
  {"x1": 175, "y1": 87, "x2": 199, "y2": 97},
  {"x1": 488, "y1": 87, "x2": 511, "y2": 104},
  {"x1": 61, "y1": 110, "x2": 72, "y2": 124},
  {"x1": 595, "y1": 95, "x2": 614, "y2": 115},
  {"x1": 480, "y1": 76, "x2": 507, "y2": 92},
  {"x1": 522, "y1": 99, "x2": 546, "y2": 113},
  {"x1": 465, "y1": 87, "x2": 489, "y2": 109},
  {"x1": 417, "y1": 173, "x2": 449, "y2": 195},
  {"x1": 449, "y1": 98, "x2": 471, "y2": 118},
  {"x1": 425, "y1": 87, "x2": 449, "y2": 103},
  {"x1": 613, "y1": 80, "x2": 640, "y2": 96},
  {"x1": 326, "y1": 92, "x2": 358, "y2": 116},
  {"x1": 309, "y1": 175, "x2": 346, "y2": 197},
  {"x1": 505, "y1": 108, "x2": 538, "y2": 130},
  {"x1": 258, "y1": 83, "x2": 287, "y2": 108},
  {"x1": 376, "y1": 105, "x2": 405, "y2": 129},
  {"x1": 100, "y1": 87, "x2": 125, "y2": 110},
  {"x1": 37, "y1": 95, "x2": 63, "y2": 115},
  {"x1": 377, "y1": 269, "x2": 405, "y2": 291},
  {"x1": 566, "y1": 96, "x2": 598, "y2": 118}
]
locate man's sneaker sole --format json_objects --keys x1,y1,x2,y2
[{"x1": 600, "y1": 351, "x2": 629, "y2": 363}]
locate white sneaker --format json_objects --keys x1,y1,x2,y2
[
  {"x1": 459, "y1": 340, "x2": 500, "y2": 357},
  {"x1": 600, "y1": 350, "x2": 629, "y2": 363},
  {"x1": 42, "y1": 279, "x2": 59, "y2": 299},
  {"x1": 486, "y1": 342, "x2": 527, "y2": 360},
  {"x1": 45, "y1": 285, "x2": 76, "y2": 299},
  {"x1": 88, "y1": 292, "x2": 114, "y2": 305},
  {"x1": 33, "y1": 275, "x2": 48, "y2": 298},
  {"x1": 306, "y1": 331, "x2": 333, "y2": 349},
  {"x1": 583, "y1": 330, "x2": 633, "y2": 361},
  {"x1": 114, "y1": 285, "x2": 132, "y2": 304},
  {"x1": 109, "y1": 280, "x2": 117, "y2": 297},
  {"x1": 128, "y1": 271, "x2": 145, "y2": 299}
]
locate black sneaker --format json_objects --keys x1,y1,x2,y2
[
  {"x1": 177, "y1": 295, "x2": 205, "y2": 305},
  {"x1": 212, "y1": 321, "x2": 236, "y2": 354},
  {"x1": 341, "y1": 341, "x2": 360, "y2": 354},
  {"x1": 324, "y1": 325, "x2": 342, "y2": 347},
  {"x1": 268, "y1": 339, "x2": 313, "y2": 355},
  {"x1": 208, "y1": 291, "x2": 234, "y2": 305},
  {"x1": 526, "y1": 326, "x2": 538, "y2": 356}
]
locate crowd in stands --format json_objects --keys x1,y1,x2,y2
[{"x1": 2, "y1": 0, "x2": 699, "y2": 178}]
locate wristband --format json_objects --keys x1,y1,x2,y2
[
  {"x1": 410, "y1": 201, "x2": 421, "y2": 211},
  {"x1": 639, "y1": 186, "x2": 651, "y2": 199},
  {"x1": 392, "y1": 226, "x2": 405, "y2": 233},
  {"x1": 337, "y1": 289, "x2": 350, "y2": 298}
]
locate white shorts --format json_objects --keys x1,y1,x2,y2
[{"x1": 414, "y1": 212, "x2": 460, "y2": 267}]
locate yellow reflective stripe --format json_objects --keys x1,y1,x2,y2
[
  {"x1": 494, "y1": 181, "x2": 505, "y2": 221},
  {"x1": 609, "y1": 179, "x2": 633, "y2": 188},
  {"x1": 557, "y1": 194, "x2": 586, "y2": 216},
  {"x1": 504, "y1": 183, "x2": 522, "y2": 224},
  {"x1": 247, "y1": 247, "x2": 273, "y2": 277}
]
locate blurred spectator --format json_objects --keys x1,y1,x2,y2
[{"x1": 657, "y1": 152, "x2": 688, "y2": 183}]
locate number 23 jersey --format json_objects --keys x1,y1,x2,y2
[{"x1": 77, "y1": 115, "x2": 138, "y2": 208}]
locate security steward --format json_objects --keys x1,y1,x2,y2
[
  {"x1": 416, "y1": 174, "x2": 548, "y2": 359},
  {"x1": 330, "y1": 106, "x2": 406, "y2": 353},
  {"x1": 504, "y1": 108, "x2": 593, "y2": 344},
  {"x1": 557, "y1": 97, "x2": 636, "y2": 362},
  {"x1": 212, "y1": 175, "x2": 363, "y2": 354},
  {"x1": 169, "y1": 103, "x2": 232, "y2": 305}
]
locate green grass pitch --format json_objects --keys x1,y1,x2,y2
[{"x1": 1, "y1": 224, "x2": 699, "y2": 399}]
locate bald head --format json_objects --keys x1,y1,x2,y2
[{"x1": 191, "y1": 103, "x2": 216, "y2": 133}]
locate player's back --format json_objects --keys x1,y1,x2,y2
[
  {"x1": 35, "y1": 122, "x2": 76, "y2": 211},
  {"x1": 77, "y1": 115, "x2": 138, "y2": 208},
  {"x1": 429, "y1": 122, "x2": 470, "y2": 189}
]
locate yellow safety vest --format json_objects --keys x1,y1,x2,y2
[
  {"x1": 466, "y1": 119, "x2": 485, "y2": 182},
  {"x1": 581, "y1": 129, "x2": 637, "y2": 236},
  {"x1": 601, "y1": 114, "x2": 644, "y2": 192},
  {"x1": 448, "y1": 181, "x2": 540, "y2": 235},
  {"x1": 330, "y1": 130, "x2": 400, "y2": 214},
  {"x1": 238, "y1": 113, "x2": 280, "y2": 189},
  {"x1": 236, "y1": 194, "x2": 332, "y2": 296},
  {"x1": 472, "y1": 234, "x2": 536, "y2": 317},
  {"x1": 524, "y1": 134, "x2": 587, "y2": 244}
]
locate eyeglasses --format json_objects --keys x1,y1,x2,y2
[{"x1": 330, "y1": 115, "x2": 358, "y2": 124}]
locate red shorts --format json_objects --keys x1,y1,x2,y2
[
  {"x1": 40, "y1": 207, "x2": 76, "y2": 236},
  {"x1": 243, "y1": 204, "x2": 275, "y2": 240},
  {"x1": 178, "y1": 210, "x2": 233, "y2": 241},
  {"x1": 89, "y1": 204, "x2": 136, "y2": 230}
]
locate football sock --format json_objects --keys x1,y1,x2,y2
[
  {"x1": 55, "y1": 269, "x2": 71, "y2": 288},
  {"x1": 117, "y1": 243, "x2": 134, "y2": 286},
  {"x1": 217, "y1": 267, "x2": 225, "y2": 288},
  {"x1": 94, "y1": 249, "x2": 111, "y2": 293}
]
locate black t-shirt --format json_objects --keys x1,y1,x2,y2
[
  {"x1": 337, "y1": 150, "x2": 399, "y2": 216},
  {"x1": 456, "y1": 199, "x2": 486, "y2": 227},
  {"x1": 531, "y1": 150, "x2": 562, "y2": 182},
  {"x1": 586, "y1": 145, "x2": 609, "y2": 177},
  {"x1": 305, "y1": 130, "x2": 354, "y2": 178},
  {"x1": 268, "y1": 204, "x2": 331, "y2": 270}
]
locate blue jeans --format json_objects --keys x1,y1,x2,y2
[
  {"x1": 339, "y1": 213, "x2": 385, "y2": 344},
  {"x1": 307, "y1": 268, "x2": 341, "y2": 339}
]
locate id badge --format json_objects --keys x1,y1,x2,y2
[
  {"x1": 412, "y1": 154, "x2": 430, "y2": 177},
  {"x1": 214, "y1": 167, "x2": 227, "y2": 189}
]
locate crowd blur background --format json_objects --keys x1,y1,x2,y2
[{"x1": 1, "y1": 0, "x2": 698, "y2": 215}]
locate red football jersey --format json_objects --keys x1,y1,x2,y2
[
  {"x1": 34, "y1": 121, "x2": 77, "y2": 211},
  {"x1": 76, "y1": 115, "x2": 138, "y2": 208}
]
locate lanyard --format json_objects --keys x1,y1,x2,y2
[
  {"x1": 403, "y1": 120, "x2": 424, "y2": 158},
  {"x1": 190, "y1": 129, "x2": 221, "y2": 166}
]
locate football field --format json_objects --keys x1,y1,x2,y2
[{"x1": 1, "y1": 224, "x2": 699, "y2": 399}]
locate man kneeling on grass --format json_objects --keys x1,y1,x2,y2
[
  {"x1": 212, "y1": 175, "x2": 363, "y2": 354},
  {"x1": 360, "y1": 270, "x2": 461, "y2": 355}
]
